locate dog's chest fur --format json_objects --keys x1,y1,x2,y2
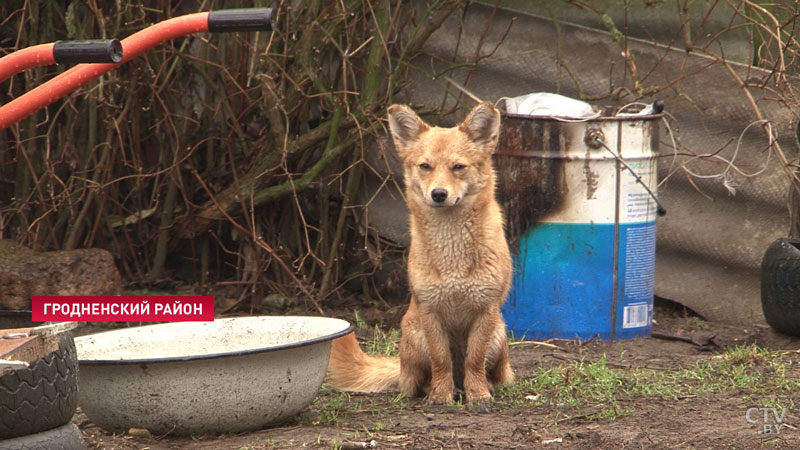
[{"x1": 408, "y1": 205, "x2": 508, "y2": 324}]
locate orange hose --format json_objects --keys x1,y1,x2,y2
[
  {"x1": 0, "y1": 12, "x2": 209, "y2": 130},
  {"x1": 0, "y1": 43, "x2": 56, "y2": 84}
]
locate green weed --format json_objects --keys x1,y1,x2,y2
[
  {"x1": 352, "y1": 310, "x2": 401, "y2": 356},
  {"x1": 497, "y1": 344, "x2": 797, "y2": 423},
  {"x1": 314, "y1": 387, "x2": 351, "y2": 424}
]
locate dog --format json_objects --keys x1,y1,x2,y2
[{"x1": 327, "y1": 102, "x2": 514, "y2": 411}]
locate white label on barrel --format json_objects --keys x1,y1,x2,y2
[
  {"x1": 623, "y1": 224, "x2": 657, "y2": 301},
  {"x1": 623, "y1": 303, "x2": 649, "y2": 328},
  {"x1": 620, "y1": 159, "x2": 657, "y2": 223}
]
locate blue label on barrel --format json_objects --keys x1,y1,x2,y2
[{"x1": 502, "y1": 221, "x2": 656, "y2": 340}]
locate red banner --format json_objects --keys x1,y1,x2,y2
[{"x1": 32, "y1": 296, "x2": 215, "y2": 322}]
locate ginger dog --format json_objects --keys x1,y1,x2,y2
[{"x1": 327, "y1": 102, "x2": 514, "y2": 411}]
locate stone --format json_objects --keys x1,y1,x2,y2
[{"x1": 0, "y1": 240, "x2": 122, "y2": 311}]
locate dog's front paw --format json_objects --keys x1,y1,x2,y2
[{"x1": 427, "y1": 390, "x2": 454, "y2": 405}]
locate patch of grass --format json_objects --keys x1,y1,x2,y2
[
  {"x1": 687, "y1": 316, "x2": 709, "y2": 330},
  {"x1": 352, "y1": 310, "x2": 401, "y2": 356},
  {"x1": 365, "y1": 326, "x2": 401, "y2": 356},
  {"x1": 497, "y1": 344, "x2": 799, "y2": 422},
  {"x1": 391, "y1": 392, "x2": 410, "y2": 408},
  {"x1": 506, "y1": 330, "x2": 530, "y2": 343},
  {"x1": 314, "y1": 384, "x2": 408, "y2": 428},
  {"x1": 313, "y1": 387, "x2": 351, "y2": 424},
  {"x1": 369, "y1": 420, "x2": 396, "y2": 432},
  {"x1": 639, "y1": 344, "x2": 800, "y2": 398},
  {"x1": 448, "y1": 397, "x2": 465, "y2": 409},
  {"x1": 497, "y1": 357, "x2": 629, "y2": 419},
  {"x1": 333, "y1": 319, "x2": 798, "y2": 427},
  {"x1": 587, "y1": 404, "x2": 632, "y2": 421},
  {"x1": 352, "y1": 309, "x2": 369, "y2": 330}
]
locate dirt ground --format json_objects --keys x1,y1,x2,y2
[{"x1": 76, "y1": 302, "x2": 800, "y2": 450}]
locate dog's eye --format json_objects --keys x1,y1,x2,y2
[
  {"x1": 452, "y1": 164, "x2": 466, "y2": 171},
  {"x1": 419, "y1": 163, "x2": 432, "y2": 170}
]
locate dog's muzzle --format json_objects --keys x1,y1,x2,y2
[{"x1": 431, "y1": 188, "x2": 448, "y2": 204}]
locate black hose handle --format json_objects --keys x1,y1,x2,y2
[
  {"x1": 53, "y1": 40, "x2": 123, "y2": 64},
  {"x1": 208, "y1": 8, "x2": 275, "y2": 32}
]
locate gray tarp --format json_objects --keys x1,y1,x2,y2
[{"x1": 366, "y1": 2, "x2": 797, "y2": 325}]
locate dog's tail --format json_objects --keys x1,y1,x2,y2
[{"x1": 326, "y1": 333, "x2": 400, "y2": 392}]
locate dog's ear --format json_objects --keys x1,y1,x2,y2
[
  {"x1": 459, "y1": 102, "x2": 501, "y2": 149},
  {"x1": 387, "y1": 105, "x2": 429, "y2": 155}
]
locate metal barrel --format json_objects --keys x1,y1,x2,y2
[{"x1": 496, "y1": 112, "x2": 661, "y2": 340}]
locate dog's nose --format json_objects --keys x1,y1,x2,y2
[{"x1": 431, "y1": 188, "x2": 448, "y2": 203}]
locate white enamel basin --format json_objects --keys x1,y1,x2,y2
[{"x1": 75, "y1": 316, "x2": 352, "y2": 436}]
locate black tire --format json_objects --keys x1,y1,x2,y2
[
  {"x1": 0, "y1": 333, "x2": 79, "y2": 439},
  {"x1": 761, "y1": 237, "x2": 800, "y2": 336},
  {"x1": 0, "y1": 422, "x2": 84, "y2": 450}
]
